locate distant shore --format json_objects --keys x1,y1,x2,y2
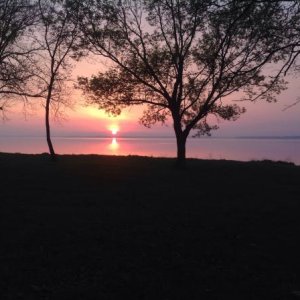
[
  {"x1": 1, "y1": 136, "x2": 300, "y2": 166},
  {"x1": 1, "y1": 153, "x2": 300, "y2": 299},
  {"x1": 2, "y1": 134, "x2": 300, "y2": 139}
]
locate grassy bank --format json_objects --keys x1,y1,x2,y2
[{"x1": 1, "y1": 153, "x2": 300, "y2": 299}]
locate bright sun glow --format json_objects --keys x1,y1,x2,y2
[
  {"x1": 111, "y1": 128, "x2": 118, "y2": 135},
  {"x1": 109, "y1": 125, "x2": 119, "y2": 135}
]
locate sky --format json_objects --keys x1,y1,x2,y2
[{"x1": 0, "y1": 58, "x2": 300, "y2": 138}]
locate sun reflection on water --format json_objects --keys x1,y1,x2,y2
[{"x1": 108, "y1": 137, "x2": 119, "y2": 151}]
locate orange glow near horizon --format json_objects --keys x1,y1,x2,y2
[
  {"x1": 73, "y1": 106, "x2": 144, "y2": 135},
  {"x1": 82, "y1": 106, "x2": 129, "y2": 121}
]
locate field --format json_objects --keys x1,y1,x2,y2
[{"x1": 1, "y1": 153, "x2": 300, "y2": 299}]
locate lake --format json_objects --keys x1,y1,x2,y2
[{"x1": 1, "y1": 136, "x2": 300, "y2": 165}]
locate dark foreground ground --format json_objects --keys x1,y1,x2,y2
[{"x1": 1, "y1": 153, "x2": 300, "y2": 299}]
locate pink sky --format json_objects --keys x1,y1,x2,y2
[{"x1": 1, "y1": 59, "x2": 300, "y2": 138}]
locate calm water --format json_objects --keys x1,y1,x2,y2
[{"x1": 0, "y1": 136, "x2": 300, "y2": 165}]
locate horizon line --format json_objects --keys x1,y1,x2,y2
[{"x1": 1, "y1": 134, "x2": 300, "y2": 139}]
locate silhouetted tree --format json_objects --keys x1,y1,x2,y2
[
  {"x1": 0, "y1": 0, "x2": 40, "y2": 119},
  {"x1": 76, "y1": 0, "x2": 300, "y2": 165},
  {"x1": 36, "y1": 0, "x2": 80, "y2": 159}
]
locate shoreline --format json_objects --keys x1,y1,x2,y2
[{"x1": 0, "y1": 151, "x2": 298, "y2": 167}]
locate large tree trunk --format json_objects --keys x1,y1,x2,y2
[
  {"x1": 173, "y1": 113, "x2": 188, "y2": 167},
  {"x1": 45, "y1": 97, "x2": 56, "y2": 159},
  {"x1": 176, "y1": 132, "x2": 187, "y2": 167}
]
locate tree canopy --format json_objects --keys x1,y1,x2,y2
[
  {"x1": 35, "y1": 0, "x2": 80, "y2": 158},
  {"x1": 77, "y1": 0, "x2": 300, "y2": 164},
  {"x1": 0, "y1": 0, "x2": 39, "y2": 118},
  {"x1": 0, "y1": 0, "x2": 80, "y2": 156}
]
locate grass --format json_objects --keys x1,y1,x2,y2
[{"x1": 1, "y1": 153, "x2": 300, "y2": 299}]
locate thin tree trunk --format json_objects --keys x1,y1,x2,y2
[{"x1": 45, "y1": 97, "x2": 56, "y2": 159}]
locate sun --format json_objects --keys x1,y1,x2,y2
[
  {"x1": 111, "y1": 128, "x2": 118, "y2": 135},
  {"x1": 109, "y1": 125, "x2": 119, "y2": 135}
]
